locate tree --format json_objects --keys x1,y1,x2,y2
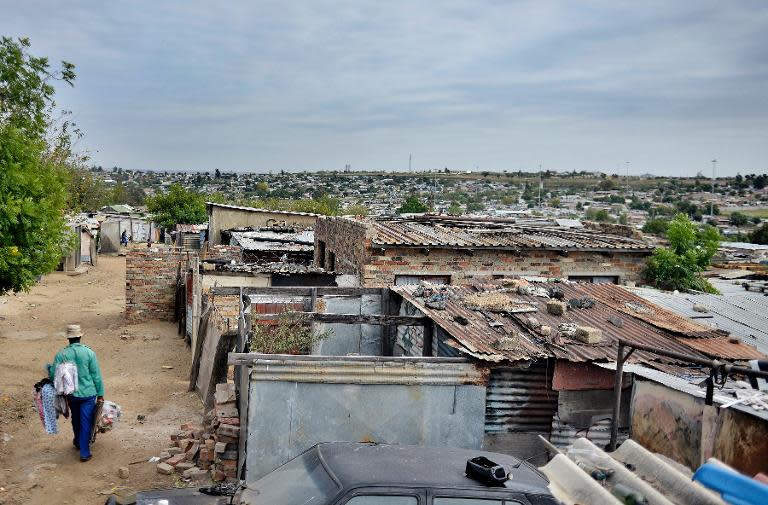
[
  {"x1": 642, "y1": 218, "x2": 669, "y2": 236},
  {"x1": 447, "y1": 201, "x2": 462, "y2": 215},
  {"x1": 729, "y1": 212, "x2": 749, "y2": 227},
  {"x1": 585, "y1": 207, "x2": 615, "y2": 223},
  {"x1": 0, "y1": 37, "x2": 76, "y2": 294},
  {"x1": 397, "y1": 196, "x2": 428, "y2": 214},
  {"x1": 145, "y1": 183, "x2": 207, "y2": 229},
  {"x1": 67, "y1": 167, "x2": 110, "y2": 211},
  {"x1": 644, "y1": 214, "x2": 720, "y2": 293},
  {"x1": 750, "y1": 224, "x2": 768, "y2": 245},
  {"x1": 549, "y1": 197, "x2": 561, "y2": 208}
]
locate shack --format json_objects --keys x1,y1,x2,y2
[
  {"x1": 206, "y1": 202, "x2": 318, "y2": 245},
  {"x1": 314, "y1": 215, "x2": 654, "y2": 286}
]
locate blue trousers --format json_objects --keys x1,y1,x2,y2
[{"x1": 68, "y1": 395, "x2": 96, "y2": 459}]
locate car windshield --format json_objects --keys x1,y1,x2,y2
[{"x1": 241, "y1": 448, "x2": 340, "y2": 505}]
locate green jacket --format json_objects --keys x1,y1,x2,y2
[{"x1": 49, "y1": 343, "x2": 105, "y2": 398}]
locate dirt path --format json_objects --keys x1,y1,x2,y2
[{"x1": 0, "y1": 256, "x2": 201, "y2": 505}]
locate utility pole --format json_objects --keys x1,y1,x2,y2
[
  {"x1": 538, "y1": 164, "x2": 543, "y2": 208},
  {"x1": 711, "y1": 158, "x2": 717, "y2": 217},
  {"x1": 625, "y1": 161, "x2": 630, "y2": 194},
  {"x1": 408, "y1": 154, "x2": 412, "y2": 173}
]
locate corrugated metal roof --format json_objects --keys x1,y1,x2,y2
[
  {"x1": 631, "y1": 288, "x2": 768, "y2": 355},
  {"x1": 206, "y1": 202, "x2": 320, "y2": 217},
  {"x1": 394, "y1": 281, "x2": 766, "y2": 365},
  {"x1": 370, "y1": 219, "x2": 653, "y2": 251},
  {"x1": 230, "y1": 230, "x2": 314, "y2": 252}
]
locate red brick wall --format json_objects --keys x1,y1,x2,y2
[
  {"x1": 359, "y1": 247, "x2": 648, "y2": 286},
  {"x1": 125, "y1": 246, "x2": 192, "y2": 323}
]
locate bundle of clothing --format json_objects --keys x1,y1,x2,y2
[{"x1": 33, "y1": 378, "x2": 69, "y2": 435}]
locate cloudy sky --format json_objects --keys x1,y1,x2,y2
[{"x1": 3, "y1": 1, "x2": 767, "y2": 175}]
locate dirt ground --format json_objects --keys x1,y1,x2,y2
[{"x1": 0, "y1": 255, "x2": 202, "y2": 505}]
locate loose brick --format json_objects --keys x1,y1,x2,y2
[
  {"x1": 166, "y1": 454, "x2": 186, "y2": 467},
  {"x1": 214, "y1": 383, "x2": 236, "y2": 404},
  {"x1": 216, "y1": 424, "x2": 240, "y2": 439},
  {"x1": 156, "y1": 462, "x2": 174, "y2": 475},
  {"x1": 176, "y1": 462, "x2": 195, "y2": 472}
]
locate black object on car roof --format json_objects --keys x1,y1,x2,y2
[{"x1": 316, "y1": 442, "x2": 549, "y2": 492}]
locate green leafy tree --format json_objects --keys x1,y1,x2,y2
[
  {"x1": 67, "y1": 167, "x2": 110, "y2": 211},
  {"x1": 549, "y1": 197, "x2": 561, "y2": 208},
  {"x1": 397, "y1": 196, "x2": 428, "y2": 214},
  {"x1": 0, "y1": 37, "x2": 76, "y2": 294},
  {"x1": 447, "y1": 201, "x2": 462, "y2": 215},
  {"x1": 644, "y1": 214, "x2": 720, "y2": 293},
  {"x1": 145, "y1": 183, "x2": 207, "y2": 229},
  {"x1": 750, "y1": 224, "x2": 768, "y2": 245},
  {"x1": 729, "y1": 212, "x2": 749, "y2": 227},
  {"x1": 642, "y1": 218, "x2": 669, "y2": 236}
]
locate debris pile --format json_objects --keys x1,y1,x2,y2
[
  {"x1": 463, "y1": 291, "x2": 537, "y2": 313},
  {"x1": 156, "y1": 383, "x2": 240, "y2": 482},
  {"x1": 413, "y1": 283, "x2": 449, "y2": 310}
]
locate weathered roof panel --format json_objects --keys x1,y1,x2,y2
[{"x1": 370, "y1": 218, "x2": 653, "y2": 252}]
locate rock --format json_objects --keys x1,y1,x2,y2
[
  {"x1": 575, "y1": 326, "x2": 603, "y2": 344},
  {"x1": 158, "y1": 451, "x2": 171, "y2": 462},
  {"x1": 113, "y1": 487, "x2": 137, "y2": 505},
  {"x1": 546, "y1": 300, "x2": 567, "y2": 316},
  {"x1": 538, "y1": 325, "x2": 551, "y2": 336},
  {"x1": 156, "y1": 462, "x2": 173, "y2": 475},
  {"x1": 693, "y1": 304, "x2": 709, "y2": 313},
  {"x1": 117, "y1": 466, "x2": 130, "y2": 479},
  {"x1": 136, "y1": 414, "x2": 146, "y2": 423},
  {"x1": 214, "y1": 383, "x2": 236, "y2": 404}
]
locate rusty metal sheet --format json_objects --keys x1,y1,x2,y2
[
  {"x1": 582, "y1": 283, "x2": 723, "y2": 338},
  {"x1": 370, "y1": 219, "x2": 653, "y2": 251},
  {"x1": 394, "y1": 281, "x2": 761, "y2": 365}
]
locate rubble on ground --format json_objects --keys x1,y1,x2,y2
[{"x1": 156, "y1": 382, "x2": 239, "y2": 482}]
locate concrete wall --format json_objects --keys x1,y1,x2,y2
[
  {"x1": 125, "y1": 246, "x2": 191, "y2": 323},
  {"x1": 243, "y1": 355, "x2": 487, "y2": 481},
  {"x1": 315, "y1": 217, "x2": 650, "y2": 287},
  {"x1": 631, "y1": 379, "x2": 768, "y2": 475},
  {"x1": 208, "y1": 205, "x2": 318, "y2": 245}
]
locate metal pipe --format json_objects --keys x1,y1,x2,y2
[
  {"x1": 609, "y1": 342, "x2": 626, "y2": 451},
  {"x1": 617, "y1": 338, "x2": 768, "y2": 379}
]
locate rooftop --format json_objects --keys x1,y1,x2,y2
[
  {"x1": 394, "y1": 280, "x2": 765, "y2": 365},
  {"x1": 206, "y1": 201, "x2": 320, "y2": 217},
  {"x1": 365, "y1": 216, "x2": 652, "y2": 251},
  {"x1": 630, "y1": 287, "x2": 768, "y2": 355}
]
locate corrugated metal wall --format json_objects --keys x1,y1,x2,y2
[{"x1": 485, "y1": 361, "x2": 557, "y2": 434}]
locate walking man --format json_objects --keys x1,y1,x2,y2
[{"x1": 49, "y1": 324, "x2": 104, "y2": 462}]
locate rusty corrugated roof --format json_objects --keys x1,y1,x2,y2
[
  {"x1": 371, "y1": 219, "x2": 653, "y2": 251},
  {"x1": 393, "y1": 281, "x2": 766, "y2": 365}
]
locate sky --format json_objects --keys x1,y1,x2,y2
[{"x1": 2, "y1": 1, "x2": 767, "y2": 176}]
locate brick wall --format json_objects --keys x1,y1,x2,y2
[
  {"x1": 315, "y1": 217, "x2": 651, "y2": 287},
  {"x1": 125, "y1": 246, "x2": 192, "y2": 323},
  {"x1": 204, "y1": 244, "x2": 244, "y2": 263},
  {"x1": 360, "y1": 247, "x2": 649, "y2": 287},
  {"x1": 314, "y1": 217, "x2": 371, "y2": 273}
]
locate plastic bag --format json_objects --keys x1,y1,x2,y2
[{"x1": 98, "y1": 400, "x2": 122, "y2": 433}]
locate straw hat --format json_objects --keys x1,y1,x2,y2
[{"x1": 66, "y1": 324, "x2": 83, "y2": 339}]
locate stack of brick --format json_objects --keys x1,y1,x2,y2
[{"x1": 156, "y1": 382, "x2": 240, "y2": 482}]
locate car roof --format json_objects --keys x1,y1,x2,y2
[{"x1": 315, "y1": 443, "x2": 550, "y2": 494}]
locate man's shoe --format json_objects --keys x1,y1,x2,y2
[{"x1": 80, "y1": 455, "x2": 92, "y2": 462}]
